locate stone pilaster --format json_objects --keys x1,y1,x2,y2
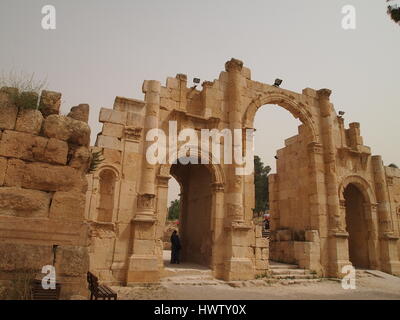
[
  {"x1": 318, "y1": 89, "x2": 350, "y2": 277},
  {"x1": 372, "y1": 156, "x2": 400, "y2": 275},
  {"x1": 127, "y1": 80, "x2": 161, "y2": 284}
]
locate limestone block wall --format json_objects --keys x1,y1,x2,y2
[
  {"x1": 0, "y1": 87, "x2": 91, "y2": 299},
  {"x1": 251, "y1": 225, "x2": 269, "y2": 276}
]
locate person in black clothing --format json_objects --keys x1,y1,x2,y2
[{"x1": 170, "y1": 230, "x2": 181, "y2": 264}]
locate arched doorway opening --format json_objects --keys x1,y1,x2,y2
[
  {"x1": 170, "y1": 162, "x2": 213, "y2": 266},
  {"x1": 164, "y1": 158, "x2": 215, "y2": 269},
  {"x1": 253, "y1": 104, "x2": 304, "y2": 263},
  {"x1": 343, "y1": 183, "x2": 370, "y2": 269}
]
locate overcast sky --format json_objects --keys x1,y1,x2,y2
[{"x1": 1, "y1": 0, "x2": 399, "y2": 203}]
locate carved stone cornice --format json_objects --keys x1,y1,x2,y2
[
  {"x1": 137, "y1": 193, "x2": 156, "y2": 210},
  {"x1": 157, "y1": 174, "x2": 171, "y2": 187}
]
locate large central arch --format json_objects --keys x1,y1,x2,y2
[{"x1": 242, "y1": 91, "x2": 319, "y2": 144}]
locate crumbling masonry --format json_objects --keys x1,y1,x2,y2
[{"x1": 0, "y1": 89, "x2": 91, "y2": 298}]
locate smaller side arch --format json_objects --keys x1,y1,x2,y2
[
  {"x1": 338, "y1": 175, "x2": 377, "y2": 205},
  {"x1": 95, "y1": 166, "x2": 120, "y2": 223},
  {"x1": 95, "y1": 164, "x2": 121, "y2": 181}
]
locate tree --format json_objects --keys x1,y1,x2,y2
[
  {"x1": 387, "y1": 3, "x2": 400, "y2": 24},
  {"x1": 254, "y1": 155, "x2": 271, "y2": 215},
  {"x1": 389, "y1": 163, "x2": 399, "y2": 169},
  {"x1": 168, "y1": 199, "x2": 180, "y2": 221}
]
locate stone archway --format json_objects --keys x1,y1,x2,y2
[
  {"x1": 156, "y1": 151, "x2": 226, "y2": 276},
  {"x1": 170, "y1": 162, "x2": 213, "y2": 266},
  {"x1": 343, "y1": 184, "x2": 371, "y2": 268},
  {"x1": 242, "y1": 91, "x2": 319, "y2": 144},
  {"x1": 97, "y1": 169, "x2": 117, "y2": 222},
  {"x1": 242, "y1": 91, "x2": 322, "y2": 269},
  {"x1": 339, "y1": 176, "x2": 379, "y2": 270}
]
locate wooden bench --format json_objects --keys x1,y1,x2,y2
[
  {"x1": 31, "y1": 279, "x2": 61, "y2": 300},
  {"x1": 87, "y1": 271, "x2": 117, "y2": 300}
]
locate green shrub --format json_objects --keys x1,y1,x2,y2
[
  {"x1": 0, "y1": 70, "x2": 47, "y2": 110},
  {"x1": 88, "y1": 150, "x2": 104, "y2": 173}
]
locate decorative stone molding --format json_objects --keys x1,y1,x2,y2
[
  {"x1": 137, "y1": 193, "x2": 156, "y2": 210},
  {"x1": 157, "y1": 174, "x2": 170, "y2": 187}
]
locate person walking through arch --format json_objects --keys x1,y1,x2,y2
[{"x1": 170, "y1": 230, "x2": 181, "y2": 264}]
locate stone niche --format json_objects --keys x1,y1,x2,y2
[{"x1": 0, "y1": 87, "x2": 91, "y2": 300}]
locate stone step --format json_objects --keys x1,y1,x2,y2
[
  {"x1": 161, "y1": 268, "x2": 213, "y2": 278},
  {"x1": 269, "y1": 262, "x2": 299, "y2": 270},
  {"x1": 163, "y1": 279, "x2": 222, "y2": 286},
  {"x1": 280, "y1": 278, "x2": 322, "y2": 285},
  {"x1": 272, "y1": 274, "x2": 317, "y2": 280},
  {"x1": 271, "y1": 269, "x2": 310, "y2": 275},
  {"x1": 162, "y1": 275, "x2": 215, "y2": 282}
]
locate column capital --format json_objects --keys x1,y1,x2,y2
[
  {"x1": 317, "y1": 88, "x2": 332, "y2": 100},
  {"x1": 225, "y1": 58, "x2": 243, "y2": 73}
]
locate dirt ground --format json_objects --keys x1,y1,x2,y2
[
  {"x1": 111, "y1": 251, "x2": 400, "y2": 300},
  {"x1": 112, "y1": 277, "x2": 400, "y2": 300}
]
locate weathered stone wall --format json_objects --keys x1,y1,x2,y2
[{"x1": 0, "y1": 87, "x2": 91, "y2": 299}]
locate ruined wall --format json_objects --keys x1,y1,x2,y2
[{"x1": 0, "y1": 87, "x2": 91, "y2": 299}]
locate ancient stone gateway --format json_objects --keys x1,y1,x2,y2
[{"x1": 85, "y1": 58, "x2": 400, "y2": 285}]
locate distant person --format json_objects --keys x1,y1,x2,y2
[
  {"x1": 264, "y1": 219, "x2": 270, "y2": 230},
  {"x1": 170, "y1": 230, "x2": 181, "y2": 264}
]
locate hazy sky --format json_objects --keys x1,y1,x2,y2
[{"x1": 1, "y1": 1, "x2": 399, "y2": 203}]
